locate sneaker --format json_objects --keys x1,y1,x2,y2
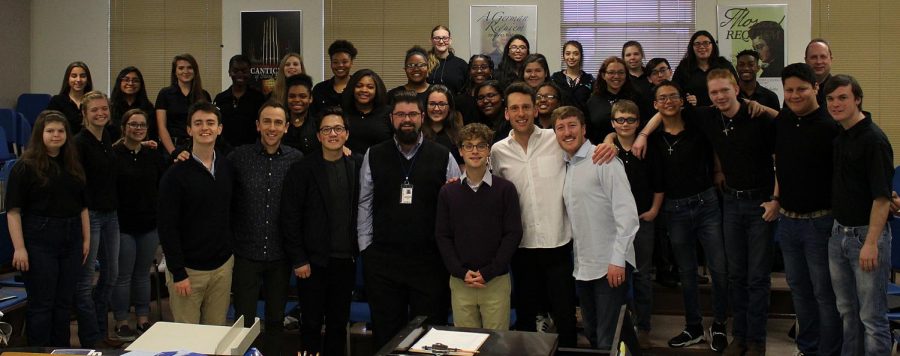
[
  {"x1": 745, "y1": 341, "x2": 766, "y2": 356},
  {"x1": 723, "y1": 336, "x2": 746, "y2": 356},
  {"x1": 536, "y1": 314, "x2": 556, "y2": 333},
  {"x1": 284, "y1": 315, "x2": 300, "y2": 330},
  {"x1": 709, "y1": 322, "x2": 728, "y2": 352},
  {"x1": 113, "y1": 325, "x2": 136, "y2": 342},
  {"x1": 668, "y1": 326, "x2": 704, "y2": 348},
  {"x1": 637, "y1": 330, "x2": 654, "y2": 350}
]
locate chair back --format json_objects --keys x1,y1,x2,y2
[{"x1": 16, "y1": 93, "x2": 52, "y2": 126}]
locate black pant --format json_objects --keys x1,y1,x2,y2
[
  {"x1": 231, "y1": 256, "x2": 289, "y2": 356},
  {"x1": 363, "y1": 245, "x2": 450, "y2": 349},
  {"x1": 511, "y1": 242, "x2": 577, "y2": 347},
  {"x1": 297, "y1": 257, "x2": 355, "y2": 355}
]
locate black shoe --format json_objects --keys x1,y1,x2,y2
[
  {"x1": 668, "y1": 326, "x2": 704, "y2": 348},
  {"x1": 114, "y1": 325, "x2": 137, "y2": 342},
  {"x1": 136, "y1": 322, "x2": 152, "y2": 334},
  {"x1": 709, "y1": 321, "x2": 728, "y2": 353}
]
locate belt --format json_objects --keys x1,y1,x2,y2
[
  {"x1": 779, "y1": 208, "x2": 832, "y2": 219},
  {"x1": 722, "y1": 186, "x2": 769, "y2": 200}
]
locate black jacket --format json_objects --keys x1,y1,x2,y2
[{"x1": 281, "y1": 152, "x2": 362, "y2": 268}]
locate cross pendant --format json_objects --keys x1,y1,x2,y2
[
  {"x1": 667, "y1": 147, "x2": 674, "y2": 155},
  {"x1": 722, "y1": 127, "x2": 730, "y2": 136}
]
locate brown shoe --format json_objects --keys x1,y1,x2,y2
[
  {"x1": 637, "y1": 330, "x2": 654, "y2": 350},
  {"x1": 723, "y1": 336, "x2": 746, "y2": 356},
  {"x1": 745, "y1": 341, "x2": 766, "y2": 356}
]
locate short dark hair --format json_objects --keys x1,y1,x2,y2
[
  {"x1": 736, "y1": 49, "x2": 760, "y2": 62},
  {"x1": 187, "y1": 101, "x2": 221, "y2": 126},
  {"x1": 228, "y1": 54, "x2": 251, "y2": 68},
  {"x1": 551, "y1": 106, "x2": 585, "y2": 126},
  {"x1": 503, "y1": 81, "x2": 536, "y2": 103},
  {"x1": 257, "y1": 99, "x2": 287, "y2": 120},
  {"x1": 285, "y1": 73, "x2": 314, "y2": 91},
  {"x1": 390, "y1": 90, "x2": 424, "y2": 113},
  {"x1": 318, "y1": 106, "x2": 348, "y2": 129},
  {"x1": 781, "y1": 63, "x2": 817, "y2": 86},
  {"x1": 645, "y1": 57, "x2": 671, "y2": 73},
  {"x1": 653, "y1": 80, "x2": 683, "y2": 97},
  {"x1": 329, "y1": 39, "x2": 358, "y2": 59},
  {"x1": 823, "y1": 74, "x2": 864, "y2": 110}
]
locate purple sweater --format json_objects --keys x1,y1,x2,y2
[{"x1": 435, "y1": 174, "x2": 522, "y2": 281}]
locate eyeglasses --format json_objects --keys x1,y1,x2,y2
[
  {"x1": 476, "y1": 92, "x2": 499, "y2": 102},
  {"x1": 604, "y1": 70, "x2": 626, "y2": 77},
  {"x1": 432, "y1": 36, "x2": 451, "y2": 43},
  {"x1": 126, "y1": 122, "x2": 148, "y2": 129},
  {"x1": 121, "y1": 78, "x2": 141, "y2": 84},
  {"x1": 509, "y1": 45, "x2": 527, "y2": 52},
  {"x1": 650, "y1": 67, "x2": 671, "y2": 76},
  {"x1": 428, "y1": 102, "x2": 449, "y2": 108},
  {"x1": 655, "y1": 94, "x2": 682, "y2": 103},
  {"x1": 405, "y1": 63, "x2": 428, "y2": 70},
  {"x1": 319, "y1": 126, "x2": 347, "y2": 135},
  {"x1": 461, "y1": 143, "x2": 490, "y2": 152},
  {"x1": 611, "y1": 117, "x2": 639, "y2": 124},
  {"x1": 536, "y1": 94, "x2": 558, "y2": 101},
  {"x1": 471, "y1": 65, "x2": 491, "y2": 72},
  {"x1": 392, "y1": 111, "x2": 422, "y2": 120},
  {"x1": 692, "y1": 41, "x2": 713, "y2": 48}
]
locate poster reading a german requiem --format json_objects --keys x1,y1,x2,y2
[
  {"x1": 469, "y1": 5, "x2": 538, "y2": 67},
  {"x1": 717, "y1": 4, "x2": 787, "y2": 102},
  {"x1": 241, "y1": 11, "x2": 302, "y2": 95}
]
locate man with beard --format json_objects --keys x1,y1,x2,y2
[
  {"x1": 357, "y1": 90, "x2": 462, "y2": 349},
  {"x1": 736, "y1": 50, "x2": 781, "y2": 111}
]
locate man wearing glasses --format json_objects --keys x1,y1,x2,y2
[
  {"x1": 282, "y1": 106, "x2": 361, "y2": 356},
  {"x1": 435, "y1": 123, "x2": 522, "y2": 331},
  {"x1": 357, "y1": 90, "x2": 462, "y2": 349}
]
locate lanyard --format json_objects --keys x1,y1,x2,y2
[{"x1": 397, "y1": 147, "x2": 420, "y2": 183}]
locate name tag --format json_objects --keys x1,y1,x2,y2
[{"x1": 400, "y1": 182, "x2": 414, "y2": 204}]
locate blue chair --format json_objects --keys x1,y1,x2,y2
[
  {"x1": 15, "y1": 113, "x2": 31, "y2": 156},
  {"x1": 0, "y1": 109, "x2": 16, "y2": 155},
  {"x1": 16, "y1": 93, "x2": 52, "y2": 126},
  {"x1": 0, "y1": 128, "x2": 15, "y2": 163}
]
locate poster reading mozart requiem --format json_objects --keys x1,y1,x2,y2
[
  {"x1": 469, "y1": 5, "x2": 538, "y2": 67},
  {"x1": 241, "y1": 10, "x2": 302, "y2": 95},
  {"x1": 717, "y1": 4, "x2": 787, "y2": 102}
]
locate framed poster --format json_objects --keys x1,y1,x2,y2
[
  {"x1": 469, "y1": 5, "x2": 538, "y2": 67},
  {"x1": 241, "y1": 10, "x2": 302, "y2": 94},
  {"x1": 717, "y1": 4, "x2": 787, "y2": 102}
]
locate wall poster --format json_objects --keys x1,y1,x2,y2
[
  {"x1": 241, "y1": 10, "x2": 302, "y2": 95},
  {"x1": 717, "y1": 4, "x2": 787, "y2": 103},
  {"x1": 469, "y1": 5, "x2": 538, "y2": 67}
]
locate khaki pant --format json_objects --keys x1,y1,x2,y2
[
  {"x1": 165, "y1": 256, "x2": 234, "y2": 325},
  {"x1": 449, "y1": 273, "x2": 511, "y2": 330}
]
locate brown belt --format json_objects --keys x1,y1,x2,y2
[{"x1": 779, "y1": 208, "x2": 832, "y2": 219}]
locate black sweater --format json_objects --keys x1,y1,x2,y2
[
  {"x1": 113, "y1": 144, "x2": 167, "y2": 234},
  {"x1": 157, "y1": 151, "x2": 234, "y2": 282}
]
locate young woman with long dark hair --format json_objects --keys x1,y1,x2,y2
[
  {"x1": 47, "y1": 61, "x2": 94, "y2": 133},
  {"x1": 110, "y1": 67, "x2": 155, "y2": 141},
  {"x1": 673, "y1": 30, "x2": 737, "y2": 107},
  {"x1": 422, "y1": 85, "x2": 465, "y2": 167},
  {"x1": 550, "y1": 41, "x2": 594, "y2": 110},
  {"x1": 341, "y1": 69, "x2": 391, "y2": 153},
  {"x1": 156, "y1": 53, "x2": 212, "y2": 153}
]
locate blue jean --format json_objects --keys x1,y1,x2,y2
[
  {"x1": 631, "y1": 219, "x2": 655, "y2": 331},
  {"x1": 664, "y1": 187, "x2": 728, "y2": 326},
  {"x1": 778, "y1": 215, "x2": 842, "y2": 356},
  {"x1": 828, "y1": 221, "x2": 892, "y2": 356},
  {"x1": 112, "y1": 229, "x2": 159, "y2": 321},
  {"x1": 722, "y1": 195, "x2": 773, "y2": 342},
  {"x1": 576, "y1": 267, "x2": 631, "y2": 350},
  {"x1": 21, "y1": 214, "x2": 83, "y2": 347},
  {"x1": 75, "y1": 210, "x2": 120, "y2": 346}
]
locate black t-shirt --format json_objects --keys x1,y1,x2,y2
[
  {"x1": 615, "y1": 138, "x2": 664, "y2": 214},
  {"x1": 584, "y1": 90, "x2": 651, "y2": 144},
  {"x1": 739, "y1": 83, "x2": 781, "y2": 112},
  {"x1": 455, "y1": 93, "x2": 479, "y2": 125},
  {"x1": 832, "y1": 115, "x2": 894, "y2": 226},
  {"x1": 650, "y1": 114, "x2": 715, "y2": 199},
  {"x1": 282, "y1": 115, "x2": 320, "y2": 156},
  {"x1": 75, "y1": 130, "x2": 118, "y2": 211},
  {"x1": 5, "y1": 155, "x2": 86, "y2": 217},
  {"x1": 325, "y1": 158, "x2": 353, "y2": 258},
  {"x1": 431, "y1": 129, "x2": 463, "y2": 164},
  {"x1": 311, "y1": 77, "x2": 343, "y2": 117},
  {"x1": 110, "y1": 97, "x2": 156, "y2": 142},
  {"x1": 214, "y1": 86, "x2": 266, "y2": 148},
  {"x1": 344, "y1": 105, "x2": 392, "y2": 154},
  {"x1": 692, "y1": 104, "x2": 775, "y2": 190},
  {"x1": 155, "y1": 85, "x2": 212, "y2": 140},
  {"x1": 113, "y1": 144, "x2": 168, "y2": 233},
  {"x1": 550, "y1": 70, "x2": 594, "y2": 110},
  {"x1": 774, "y1": 106, "x2": 840, "y2": 213},
  {"x1": 673, "y1": 57, "x2": 737, "y2": 107},
  {"x1": 47, "y1": 94, "x2": 83, "y2": 134}
]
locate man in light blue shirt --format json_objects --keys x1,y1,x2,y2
[{"x1": 553, "y1": 105, "x2": 639, "y2": 350}]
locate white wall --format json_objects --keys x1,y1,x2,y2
[
  {"x1": 449, "y1": 0, "x2": 562, "y2": 72},
  {"x1": 31, "y1": 0, "x2": 110, "y2": 94},
  {"x1": 696, "y1": 0, "x2": 811, "y2": 65},
  {"x1": 221, "y1": 0, "x2": 325, "y2": 88}
]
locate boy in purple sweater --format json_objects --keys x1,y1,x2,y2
[{"x1": 435, "y1": 123, "x2": 523, "y2": 330}]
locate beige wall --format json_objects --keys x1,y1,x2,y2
[
  {"x1": 448, "y1": 0, "x2": 562, "y2": 73},
  {"x1": 221, "y1": 0, "x2": 325, "y2": 91},
  {"x1": 0, "y1": 0, "x2": 30, "y2": 107},
  {"x1": 30, "y1": 0, "x2": 110, "y2": 95}
]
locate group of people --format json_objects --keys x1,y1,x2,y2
[{"x1": 4, "y1": 23, "x2": 895, "y2": 356}]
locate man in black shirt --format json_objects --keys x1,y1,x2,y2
[
  {"x1": 824, "y1": 75, "x2": 893, "y2": 355},
  {"x1": 282, "y1": 106, "x2": 360, "y2": 356},
  {"x1": 736, "y1": 50, "x2": 781, "y2": 111},
  {"x1": 228, "y1": 101, "x2": 301, "y2": 355},
  {"x1": 215, "y1": 55, "x2": 266, "y2": 148},
  {"x1": 772, "y1": 63, "x2": 842, "y2": 356},
  {"x1": 158, "y1": 102, "x2": 234, "y2": 325}
]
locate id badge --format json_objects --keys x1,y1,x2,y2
[{"x1": 400, "y1": 182, "x2": 414, "y2": 204}]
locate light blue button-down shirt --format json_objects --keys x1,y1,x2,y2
[
  {"x1": 563, "y1": 141, "x2": 639, "y2": 281},
  {"x1": 357, "y1": 134, "x2": 462, "y2": 251}
]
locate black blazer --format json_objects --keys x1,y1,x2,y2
[{"x1": 281, "y1": 151, "x2": 362, "y2": 268}]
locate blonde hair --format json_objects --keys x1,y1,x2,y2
[
  {"x1": 706, "y1": 68, "x2": 737, "y2": 86},
  {"x1": 273, "y1": 53, "x2": 306, "y2": 104},
  {"x1": 427, "y1": 25, "x2": 453, "y2": 75},
  {"x1": 80, "y1": 90, "x2": 109, "y2": 126}
]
